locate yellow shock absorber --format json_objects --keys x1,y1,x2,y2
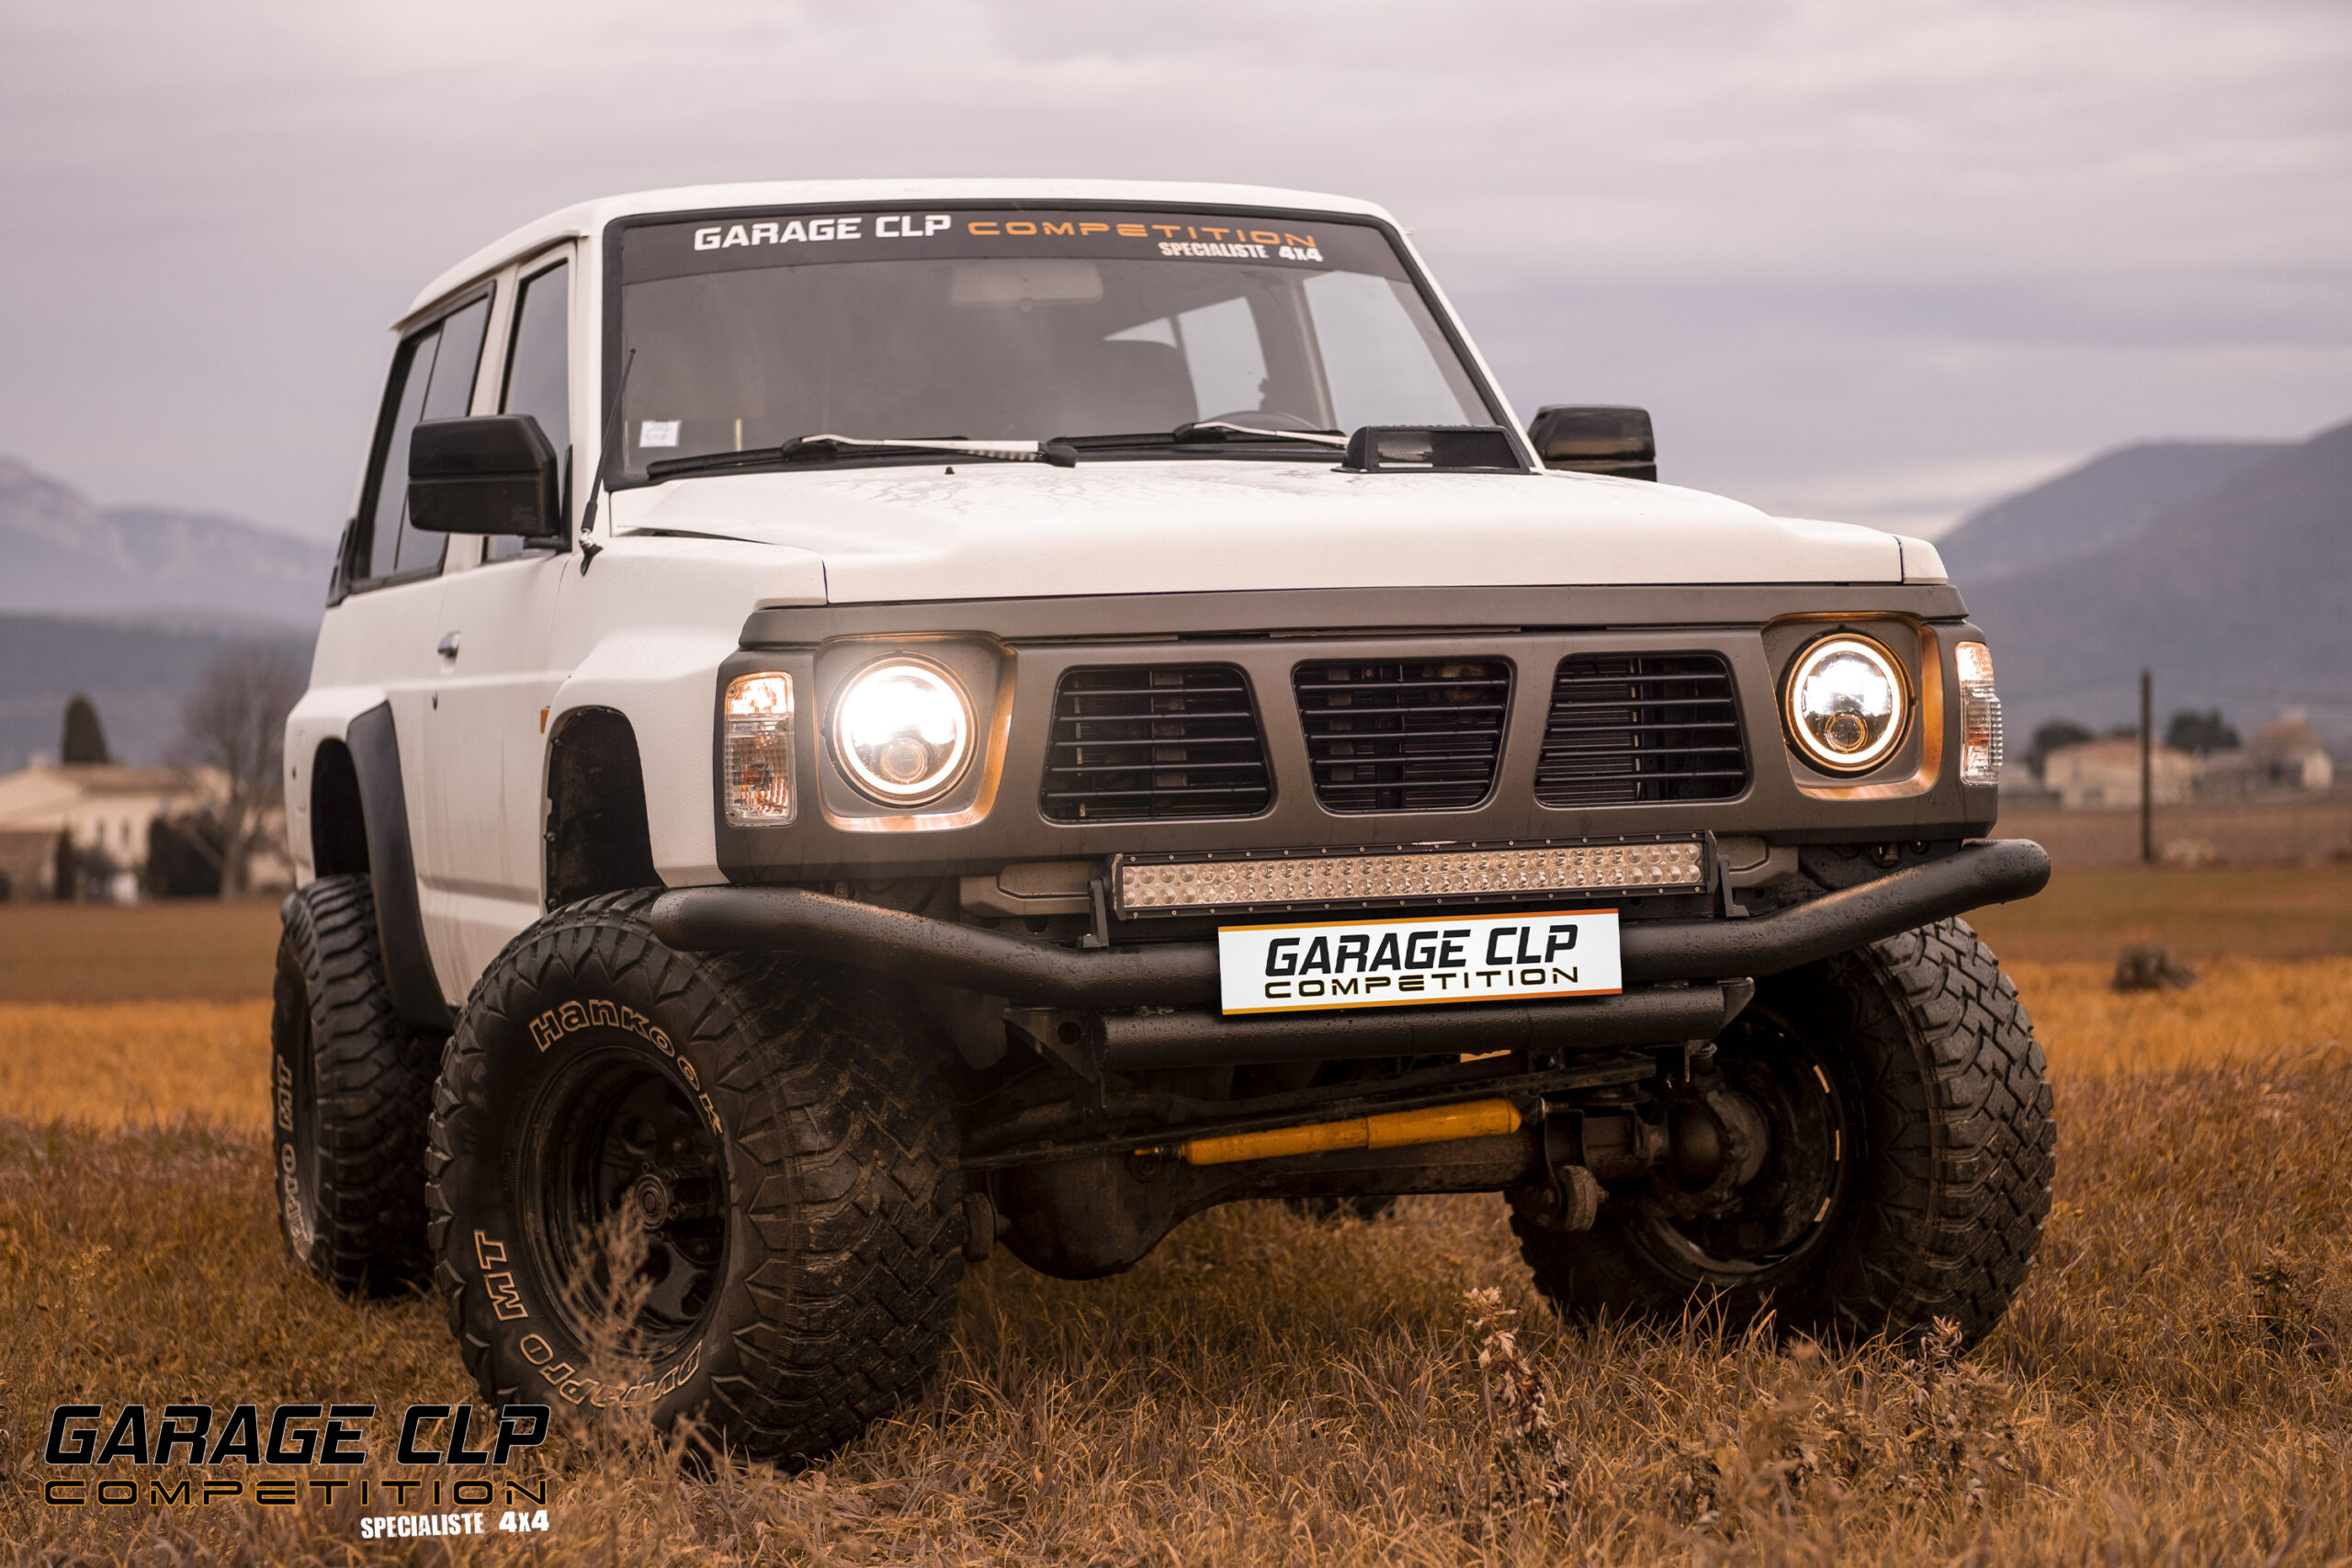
[{"x1": 1172, "y1": 1098, "x2": 1524, "y2": 1168}]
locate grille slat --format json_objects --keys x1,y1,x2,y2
[
  {"x1": 1535, "y1": 653, "x2": 1748, "y2": 807},
  {"x1": 1041, "y1": 665, "x2": 1272, "y2": 821},
  {"x1": 1295, "y1": 659, "x2": 1511, "y2": 813}
]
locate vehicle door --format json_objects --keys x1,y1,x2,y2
[
  {"x1": 416, "y1": 249, "x2": 579, "y2": 987},
  {"x1": 317, "y1": 287, "x2": 497, "y2": 998}
]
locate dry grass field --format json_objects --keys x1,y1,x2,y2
[{"x1": 3, "y1": 868, "x2": 2349, "y2": 1564}]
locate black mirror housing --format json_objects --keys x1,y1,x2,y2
[
  {"x1": 408, "y1": 415, "x2": 562, "y2": 536},
  {"x1": 1527, "y1": 405, "x2": 1656, "y2": 480}
]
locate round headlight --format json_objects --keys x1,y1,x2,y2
[
  {"x1": 831, "y1": 660, "x2": 974, "y2": 805},
  {"x1": 1783, "y1": 635, "x2": 1907, "y2": 772}
]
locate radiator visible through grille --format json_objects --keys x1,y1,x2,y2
[
  {"x1": 1041, "y1": 665, "x2": 1272, "y2": 821},
  {"x1": 1536, "y1": 653, "x2": 1747, "y2": 806},
  {"x1": 1294, "y1": 659, "x2": 1511, "y2": 814}
]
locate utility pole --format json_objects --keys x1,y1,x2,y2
[{"x1": 2140, "y1": 668, "x2": 2154, "y2": 865}]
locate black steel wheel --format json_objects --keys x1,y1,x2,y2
[
  {"x1": 521, "y1": 1050, "x2": 731, "y2": 1354},
  {"x1": 426, "y1": 891, "x2": 967, "y2": 1464},
  {"x1": 1511, "y1": 918, "x2": 2054, "y2": 1346}
]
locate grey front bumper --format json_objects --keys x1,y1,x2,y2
[{"x1": 650, "y1": 837, "x2": 2050, "y2": 1010}]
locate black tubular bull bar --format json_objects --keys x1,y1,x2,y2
[{"x1": 649, "y1": 839, "x2": 2050, "y2": 1025}]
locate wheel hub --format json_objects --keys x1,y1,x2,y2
[
  {"x1": 1636, "y1": 1011, "x2": 1847, "y2": 1268},
  {"x1": 629, "y1": 1172, "x2": 673, "y2": 1229}
]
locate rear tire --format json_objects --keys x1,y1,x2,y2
[
  {"x1": 269, "y1": 874, "x2": 441, "y2": 1296},
  {"x1": 424, "y1": 892, "x2": 967, "y2": 1464},
  {"x1": 1511, "y1": 918, "x2": 2053, "y2": 1346}
]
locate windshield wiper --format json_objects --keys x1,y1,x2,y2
[
  {"x1": 644, "y1": 434, "x2": 1076, "y2": 482},
  {"x1": 1055, "y1": 421, "x2": 1350, "y2": 456},
  {"x1": 1175, "y1": 420, "x2": 1349, "y2": 448}
]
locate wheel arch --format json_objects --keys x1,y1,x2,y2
[
  {"x1": 342, "y1": 704, "x2": 454, "y2": 1032},
  {"x1": 309, "y1": 737, "x2": 370, "y2": 878},
  {"x1": 545, "y1": 705, "x2": 660, "y2": 908}
]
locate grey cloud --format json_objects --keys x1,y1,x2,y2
[{"x1": 0, "y1": 0, "x2": 2346, "y2": 538}]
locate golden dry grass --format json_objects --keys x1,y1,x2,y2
[
  {"x1": 0, "y1": 1001, "x2": 272, "y2": 1131},
  {"x1": 4, "y1": 959, "x2": 2351, "y2": 1563},
  {"x1": 2012, "y1": 955, "x2": 2352, "y2": 1074},
  {"x1": 5, "y1": 872, "x2": 2350, "y2": 1563}
]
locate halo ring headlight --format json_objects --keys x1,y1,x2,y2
[
  {"x1": 1783, "y1": 634, "x2": 1908, "y2": 773},
  {"x1": 830, "y1": 658, "x2": 975, "y2": 806}
]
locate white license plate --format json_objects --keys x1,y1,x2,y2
[{"x1": 1217, "y1": 908, "x2": 1623, "y2": 1015}]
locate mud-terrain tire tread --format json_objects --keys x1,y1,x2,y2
[
  {"x1": 271, "y1": 873, "x2": 441, "y2": 1296},
  {"x1": 1510, "y1": 917, "x2": 2054, "y2": 1346},
  {"x1": 424, "y1": 890, "x2": 967, "y2": 1464}
]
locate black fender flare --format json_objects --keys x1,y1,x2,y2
[{"x1": 344, "y1": 703, "x2": 453, "y2": 1032}]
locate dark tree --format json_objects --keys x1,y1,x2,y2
[
  {"x1": 145, "y1": 812, "x2": 227, "y2": 898},
  {"x1": 2026, "y1": 718, "x2": 2095, "y2": 779},
  {"x1": 172, "y1": 645, "x2": 308, "y2": 897},
  {"x1": 61, "y1": 694, "x2": 111, "y2": 765},
  {"x1": 2165, "y1": 708, "x2": 2240, "y2": 756}
]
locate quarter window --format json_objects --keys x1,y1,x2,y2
[{"x1": 490, "y1": 261, "x2": 571, "y2": 561}]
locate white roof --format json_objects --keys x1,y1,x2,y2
[{"x1": 403, "y1": 179, "x2": 1397, "y2": 322}]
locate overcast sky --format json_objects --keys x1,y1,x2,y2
[{"x1": 3, "y1": 0, "x2": 2347, "y2": 541}]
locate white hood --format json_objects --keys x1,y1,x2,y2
[{"x1": 608, "y1": 460, "x2": 1910, "y2": 604}]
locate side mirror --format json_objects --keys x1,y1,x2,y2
[
  {"x1": 1526, "y1": 405, "x2": 1656, "y2": 480},
  {"x1": 408, "y1": 415, "x2": 562, "y2": 536}
]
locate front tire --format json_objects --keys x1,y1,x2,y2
[
  {"x1": 1511, "y1": 918, "x2": 2054, "y2": 1346},
  {"x1": 424, "y1": 892, "x2": 967, "y2": 1464}
]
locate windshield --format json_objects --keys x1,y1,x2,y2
[{"x1": 610, "y1": 207, "x2": 1495, "y2": 479}]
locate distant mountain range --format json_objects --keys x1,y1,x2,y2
[
  {"x1": 1947, "y1": 421, "x2": 2352, "y2": 742},
  {"x1": 4, "y1": 424, "x2": 2345, "y2": 773},
  {"x1": 1, "y1": 457, "x2": 322, "y2": 771},
  {"x1": 0, "y1": 456, "x2": 331, "y2": 627},
  {"x1": 1933, "y1": 440, "x2": 2286, "y2": 586}
]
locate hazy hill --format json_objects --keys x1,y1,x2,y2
[
  {"x1": 0, "y1": 456, "x2": 331, "y2": 626},
  {"x1": 1937, "y1": 440, "x2": 2286, "y2": 585},
  {"x1": 0, "y1": 612, "x2": 314, "y2": 773},
  {"x1": 1966, "y1": 419, "x2": 2352, "y2": 736}
]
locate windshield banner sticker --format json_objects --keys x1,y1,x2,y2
[{"x1": 630, "y1": 209, "x2": 1390, "y2": 284}]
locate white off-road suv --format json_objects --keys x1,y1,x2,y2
[{"x1": 275, "y1": 179, "x2": 2052, "y2": 1462}]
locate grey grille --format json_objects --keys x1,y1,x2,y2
[
  {"x1": 1041, "y1": 665, "x2": 1272, "y2": 821},
  {"x1": 1294, "y1": 659, "x2": 1511, "y2": 814},
  {"x1": 1535, "y1": 653, "x2": 1747, "y2": 806}
]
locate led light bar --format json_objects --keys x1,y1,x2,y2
[{"x1": 1114, "y1": 839, "x2": 1709, "y2": 918}]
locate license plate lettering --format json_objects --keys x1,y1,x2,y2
[{"x1": 1218, "y1": 909, "x2": 1622, "y2": 1015}]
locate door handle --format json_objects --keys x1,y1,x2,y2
[{"x1": 436, "y1": 631, "x2": 460, "y2": 660}]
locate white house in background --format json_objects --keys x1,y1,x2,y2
[
  {"x1": 2193, "y1": 710, "x2": 2337, "y2": 799},
  {"x1": 2249, "y1": 710, "x2": 2335, "y2": 791},
  {"x1": 2041, "y1": 739, "x2": 2199, "y2": 810},
  {"x1": 0, "y1": 761, "x2": 220, "y2": 900}
]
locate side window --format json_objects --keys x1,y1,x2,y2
[
  {"x1": 354, "y1": 293, "x2": 492, "y2": 585},
  {"x1": 490, "y1": 260, "x2": 571, "y2": 561}
]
